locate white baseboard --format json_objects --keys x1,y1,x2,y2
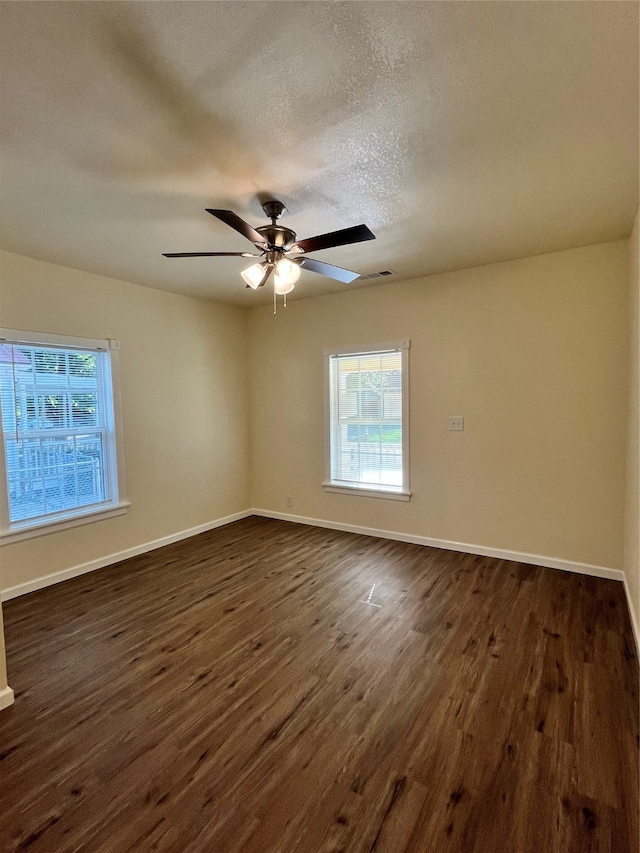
[
  {"x1": 1, "y1": 510, "x2": 253, "y2": 601},
  {"x1": 0, "y1": 685, "x2": 14, "y2": 711},
  {"x1": 622, "y1": 575, "x2": 640, "y2": 657},
  {"x1": 251, "y1": 508, "x2": 626, "y2": 582}
]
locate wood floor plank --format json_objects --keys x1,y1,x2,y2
[{"x1": 0, "y1": 516, "x2": 637, "y2": 852}]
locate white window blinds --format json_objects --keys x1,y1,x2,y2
[
  {"x1": 0, "y1": 340, "x2": 116, "y2": 525},
  {"x1": 328, "y1": 347, "x2": 407, "y2": 492}
]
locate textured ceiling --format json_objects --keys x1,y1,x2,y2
[{"x1": 0, "y1": 1, "x2": 638, "y2": 306}]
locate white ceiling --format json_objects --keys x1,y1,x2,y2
[{"x1": 0, "y1": 1, "x2": 637, "y2": 306}]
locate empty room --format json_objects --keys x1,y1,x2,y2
[{"x1": 0, "y1": 2, "x2": 638, "y2": 851}]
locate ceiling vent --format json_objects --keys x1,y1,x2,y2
[{"x1": 357, "y1": 270, "x2": 395, "y2": 281}]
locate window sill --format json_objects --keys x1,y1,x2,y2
[
  {"x1": 322, "y1": 482, "x2": 411, "y2": 501},
  {"x1": 0, "y1": 501, "x2": 131, "y2": 544}
]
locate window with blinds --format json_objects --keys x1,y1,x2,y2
[
  {"x1": 325, "y1": 342, "x2": 409, "y2": 498},
  {"x1": 0, "y1": 333, "x2": 123, "y2": 535}
]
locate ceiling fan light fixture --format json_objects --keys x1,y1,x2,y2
[
  {"x1": 274, "y1": 277, "x2": 295, "y2": 295},
  {"x1": 274, "y1": 258, "x2": 301, "y2": 290},
  {"x1": 241, "y1": 262, "x2": 267, "y2": 289}
]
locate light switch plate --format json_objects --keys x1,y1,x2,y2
[{"x1": 448, "y1": 416, "x2": 464, "y2": 431}]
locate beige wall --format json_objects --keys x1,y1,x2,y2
[
  {"x1": 624, "y1": 211, "x2": 639, "y2": 633},
  {"x1": 249, "y1": 241, "x2": 629, "y2": 569},
  {"x1": 0, "y1": 250, "x2": 250, "y2": 593},
  {"x1": 0, "y1": 239, "x2": 633, "y2": 706}
]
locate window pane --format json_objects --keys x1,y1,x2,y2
[
  {"x1": 340, "y1": 450, "x2": 358, "y2": 482},
  {"x1": 20, "y1": 395, "x2": 38, "y2": 432},
  {"x1": 361, "y1": 425, "x2": 381, "y2": 442},
  {"x1": 76, "y1": 436, "x2": 105, "y2": 504},
  {"x1": 382, "y1": 424, "x2": 402, "y2": 444},
  {"x1": 338, "y1": 386, "x2": 358, "y2": 417},
  {"x1": 71, "y1": 393, "x2": 99, "y2": 428},
  {"x1": 41, "y1": 439, "x2": 74, "y2": 475},
  {"x1": 329, "y1": 348, "x2": 405, "y2": 491},
  {"x1": 383, "y1": 389, "x2": 402, "y2": 419},
  {"x1": 68, "y1": 352, "x2": 97, "y2": 378},
  {"x1": 0, "y1": 340, "x2": 115, "y2": 527},
  {"x1": 6, "y1": 434, "x2": 106, "y2": 521},
  {"x1": 360, "y1": 390, "x2": 381, "y2": 418},
  {"x1": 37, "y1": 394, "x2": 70, "y2": 430},
  {"x1": 34, "y1": 349, "x2": 66, "y2": 378},
  {"x1": 8, "y1": 478, "x2": 45, "y2": 522}
]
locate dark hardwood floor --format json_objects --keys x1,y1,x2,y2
[{"x1": 0, "y1": 516, "x2": 637, "y2": 852}]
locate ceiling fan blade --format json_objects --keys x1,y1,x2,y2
[
  {"x1": 163, "y1": 252, "x2": 259, "y2": 258},
  {"x1": 291, "y1": 224, "x2": 375, "y2": 255},
  {"x1": 206, "y1": 209, "x2": 266, "y2": 246},
  {"x1": 299, "y1": 257, "x2": 360, "y2": 283}
]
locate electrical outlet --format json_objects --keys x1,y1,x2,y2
[
  {"x1": 448, "y1": 416, "x2": 464, "y2": 431},
  {"x1": 286, "y1": 495, "x2": 293, "y2": 508}
]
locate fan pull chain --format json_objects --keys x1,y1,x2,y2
[{"x1": 273, "y1": 284, "x2": 277, "y2": 315}]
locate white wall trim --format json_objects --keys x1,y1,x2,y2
[
  {"x1": 322, "y1": 483, "x2": 411, "y2": 501},
  {"x1": 0, "y1": 502, "x2": 131, "y2": 545},
  {"x1": 322, "y1": 340, "x2": 410, "y2": 357},
  {"x1": 251, "y1": 508, "x2": 625, "y2": 582},
  {"x1": 1, "y1": 510, "x2": 253, "y2": 601},
  {"x1": 622, "y1": 574, "x2": 640, "y2": 656},
  {"x1": 0, "y1": 686, "x2": 14, "y2": 711}
]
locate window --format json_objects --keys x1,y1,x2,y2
[
  {"x1": 323, "y1": 341, "x2": 410, "y2": 500},
  {"x1": 0, "y1": 330, "x2": 127, "y2": 542}
]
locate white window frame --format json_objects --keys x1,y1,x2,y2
[
  {"x1": 0, "y1": 329, "x2": 129, "y2": 544},
  {"x1": 322, "y1": 340, "x2": 411, "y2": 501}
]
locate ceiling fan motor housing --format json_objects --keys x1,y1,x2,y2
[{"x1": 256, "y1": 224, "x2": 297, "y2": 252}]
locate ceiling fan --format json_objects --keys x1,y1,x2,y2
[{"x1": 163, "y1": 200, "x2": 375, "y2": 303}]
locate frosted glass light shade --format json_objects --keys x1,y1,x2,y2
[
  {"x1": 241, "y1": 262, "x2": 267, "y2": 289},
  {"x1": 274, "y1": 259, "x2": 300, "y2": 294},
  {"x1": 274, "y1": 277, "x2": 295, "y2": 295}
]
